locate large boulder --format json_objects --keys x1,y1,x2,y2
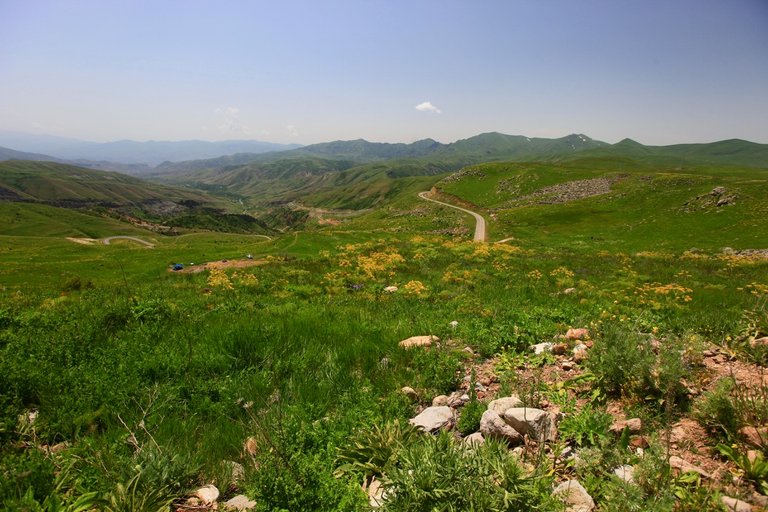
[
  {"x1": 479, "y1": 409, "x2": 522, "y2": 444},
  {"x1": 503, "y1": 407, "x2": 555, "y2": 442},
  {"x1": 487, "y1": 396, "x2": 523, "y2": 415},
  {"x1": 409, "y1": 406, "x2": 453, "y2": 432},
  {"x1": 224, "y1": 495, "x2": 257, "y2": 511},
  {"x1": 553, "y1": 480, "x2": 595, "y2": 512},
  {"x1": 195, "y1": 485, "x2": 220, "y2": 505}
]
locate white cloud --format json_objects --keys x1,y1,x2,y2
[
  {"x1": 415, "y1": 101, "x2": 441, "y2": 114},
  {"x1": 286, "y1": 124, "x2": 299, "y2": 137},
  {"x1": 214, "y1": 106, "x2": 249, "y2": 135}
]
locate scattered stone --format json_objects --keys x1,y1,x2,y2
[
  {"x1": 553, "y1": 479, "x2": 595, "y2": 512},
  {"x1": 669, "y1": 455, "x2": 711, "y2": 479},
  {"x1": 563, "y1": 288, "x2": 576, "y2": 294},
  {"x1": 474, "y1": 381, "x2": 486, "y2": 392},
  {"x1": 573, "y1": 343, "x2": 589, "y2": 363},
  {"x1": 383, "y1": 286, "x2": 398, "y2": 293},
  {"x1": 50, "y1": 442, "x2": 69, "y2": 454},
  {"x1": 721, "y1": 496, "x2": 752, "y2": 512},
  {"x1": 552, "y1": 343, "x2": 569, "y2": 355},
  {"x1": 224, "y1": 494, "x2": 257, "y2": 511},
  {"x1": 367, "y1": 476, "x2": 386, "y2": 508},
  {"x1": 450, "y1": 320, "x2": 459, "y2": 329},
  {"x1": 410, "y1": 406, "x2": 453, "y2": 432},
  {"x1": 432, "y1": 395, "x2": 449, "y2": 407},
  {"x1": 462, "y1": 346, "x2": 475, "y2": 355},
  {"x1": 448, "y1": 392, "x2": 470, "y2": 408},
  {"x1": 487, "y1": 396, "x2": 524, "y2": 416},
  {"x1": 480, "y1": 409, "x2": 522, "y2": 444},
  {"x1": 378, "y1": 357, "x2": 390, "y2": 369},
  {"x1": 565, "y1": 328, "x2": 589, "y2": 340},
  {"x1": 401, "y1": 386, "x2": 418, "y2": 401},
  {"x1": 463, "y1": 432, "x2": 485, "y2": 446},
  {"x1": 610, "y1": 418, "x2": 642, "y2": 434},
  {"x1": 561, "y1": 361, "x2": 575, "y2": 371},
  {"x1": 503, "y1": 407, "x2": 554, "y2": 442},
  {"x1": 533, "y1": 342, "x2": 554, "y2": 355},
  {"x1": 629, "y1": 436, "x2": 649, "y2": 449},
  {"x1": 751, "y1": 336, "x2": 768, "y2": 348},
  {"x1": 195, "y1": 485, "x2": 220, "y2": 505},
  {"x1": 559, "y1": 446, "x2": 576, "y2": 461},
  {"x1": 399, "y1": 335, "x2": 439, "y2": 349},
  {"x1": 612, "y1": 465, "x2": 635, "y2": 484}
]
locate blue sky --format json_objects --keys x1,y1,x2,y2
[{"x1": 1, "y1": 0, "x2": 766, "y2": 144}]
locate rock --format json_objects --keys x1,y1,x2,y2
[
  {"x1": 463, "y1": 432, "x2": 485, "y2": 446},
  {"x1": 474, "y1": 381, "x2": 486, "y2": 392},
  {"x1": 533, "y1": 342, "x2": 554, "y2": 355},
  {"x1": 449, "y1": 320, "x2": 459, "y2": 329},
  {"x1": 401, "y1": 386, "x2": 418, "y2": 401},
  {"x1": 368, "y1": 476, "x2": 385, "y2": 508},
  {"x1": 244, "y1": 436, "x2": 258, "y2": 456},
  {"x1": 553, "y1": 479, "x2": 595, "y2": 512},
  {"x1": 747, "y1": 450, "x2": 760, "y2": 465},
  {"x1": 224, "y1": 460, "x2": 245, "y2": 484},
  {"x1": 563, "y1": 288, "x2": 576, "y2": 294},
  {"x1": 561, "y1": 361, "x2": 575, "y2": 371},
  {"x1": 487, "y1": 396, "x2": 523, "y2": 415},
  {"x1": 739, "y1": 425, "x2": 768, "y2": 448},
  {"x1": 462, "y1": 346, "x2": 475, "y2": 355},
  {"x1": 552, "y1": 343, "x2": 569, "y2": 355},
  {"x1": 50, "y1": 442, "x2": 69, "y2": 454},
  {"x1": 751, "y1": 336, "x2": 768, "y2": 348},
  {"x1": 565, "y1": 328, "x2": 589, "y2": 340},
  {"x1": 195, "y1": 485, "x2": 220, "y2": 505},
  {"x1": 432, "y1": 395, "x2": 449, "y2": 407},
  {"x1": 399, "y1": 335, "x2": 439, "y2": 349},
  {"x1": 378, "y1": 357, "x2": 390, "y2": 369},
  {"x1": 384, "y1": 286, "x2": 398, "y2": 293},
  {"x1": 480, "y1": 409, "x2": 522, "y2": 444},
  {"x1": 612, "y1": 465, "x2": 635, "y2": 484},
  {"x1": 572, "y1": 343, "x2": 589, "y2": 363},
  {"x1": 610, "y1": 418, "x2": 642, "y2": 434},
  {"x1": 630, "y1": 435, "x2": 649, "y2": 449},
  {"x1": 504, "y1": 407, "x2": 554, "y2": 441},
  {"x1": 448, "y1": 392, "x2": 470, "y2": 408},
  {"x1": 669, "y1": 455, "x2": 711, "y2": 478},
  {"x1": 721, "y1": 496, "x2": 752, "y2": 512},
  {"x1": 410, "y1": 406, "x2": 453, "y2": 432},
  {"x1": 224, "y1": 494, "x2": 257, "y2": 511}
]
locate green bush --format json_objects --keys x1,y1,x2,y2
[
  {"x1": 585, "y1": 323, "x2": 655, "y2": 399},
  {"x1": 456, "y1": 399, "x2": 485, "y2": 436},
  {"x1": 382, "y1": 432, "x2": 556, "y2": 511},
  {"x1": 558, "y1": 404, "x2": 613, "y2": 447},
  {"x1": 693, "y1": 378, "x2": 740, "y2": 441}
]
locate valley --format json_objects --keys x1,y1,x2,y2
[{"x1": 1, "y1": 133, "x2": 768, "y2": 511}]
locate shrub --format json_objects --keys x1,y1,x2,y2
[
  {"x1": 457, "y1": 398, "x2": 485, "y2": 436},
  {"x1": 558, "y1": 404, "x2": 613, "y2": 448},
  {"x1": 586, "y1": 323, "x2": 655, "y2": 398},
  {"x1": 382, "y1": 432, "x2": 556, "y2": 511},
  {"x1": 693, "y1": 378, "x2": 740, "y2": 441}
]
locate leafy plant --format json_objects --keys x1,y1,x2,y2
[
  {"x1": 558, "y1": 404, "x2": 613, "y2": 447},
  {"x1": 693, "y1": 378, "x2": 740, "y2": 441},
  {"x1": 718, "y1": 443, "x2": 768, "y2": 495},
  {"x1": 335, "y1": 420, "x2": 420, "y2": 479}
]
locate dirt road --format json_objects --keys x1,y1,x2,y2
[
  {"x1": 101, "y1": 236, "x2": 155, "y2": 247},
  {"x1": 418, "y1": 191, "x2": 486, "y2": 242}
]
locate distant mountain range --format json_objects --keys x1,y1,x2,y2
[{"x1": 0, "y1": 131, "x2": 302, "y2": 166}]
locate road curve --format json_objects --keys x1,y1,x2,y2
[
  {"x1": 102, "y1": 236, "x2": 155, "y2": 247},
  {"x1": 418, "y1": 191, "x2": 486, "y2": 242}
]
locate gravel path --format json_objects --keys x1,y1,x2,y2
[
  {"x1": 101, "y1": 236, "x2": 155, "y2": 247},
  {"x1": 418, "y1": 191, "x2": 486, "y2": 242}
]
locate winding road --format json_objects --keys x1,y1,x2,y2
[
  {"x1": 101, "y1": 236, "x2": 155, "y2": 247},
  {"x1": 418, "y1": 191, "x2": 486, "y2": 242}
]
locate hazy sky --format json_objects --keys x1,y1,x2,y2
[{"x1": 1, "y1": 0, "x2": 766, "y2": 145}]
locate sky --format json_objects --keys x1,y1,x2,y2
[{"x1": 0, "y1": 0, "x2": 766, "y2": 145}]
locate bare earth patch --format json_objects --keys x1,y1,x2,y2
[
  {"x1": 170, "y1": 259, "x2": 268, "y2": 273},
  {"x1": 65, "y1": 237, "x2": 97, "y2": 245}
]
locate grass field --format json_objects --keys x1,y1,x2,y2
[{"x1": 2, "y1": 156, "x2": 768, "y2": 511}]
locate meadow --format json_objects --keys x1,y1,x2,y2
[{"x1": 1, "y1": 157, "x2": 768, "y2": 511}]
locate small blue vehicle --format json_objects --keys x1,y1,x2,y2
[{"x1": 172, "y1": 263, "x2": 184, "y2": 271}]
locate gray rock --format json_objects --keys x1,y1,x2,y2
[
  {"x1": 401, "y1": 386, "x2": 418, "y2": 401},
  {"x1": 463, "y1": 432, "x2": 485, "y2": 446},
  {"x1": 669, "y1": 455, "x2": 711, "y2": 479},
  {"x1": 448, "y1": 392, "x2": 470, "y2": 408},
  {"x1": 721, "y1": 496, "x2": 752, "y2": 512},
  {"x1": 487, "y1": 396, "x2": 523, "y2": 415},
  {"x1": 195, "y1": 485, "x2": 220, "y2": 505},
  {"x1": 224, "y1": 494, "x2": 257, "y2": 510},
  {"x1": 503, "y1": 407, "x2": 554, "y2": 441},
  {"x1": 553, "y1": 479, "x2": 595, "y2": 512},
  {"x1": 533, "y1": 342, "x2": 554, "y2": 355},
  {"x1": 612, "y1": 465, "x2": 635, "y2": 484},
  {"x1": 432, "y1": 395, "x2": 449, "y2": 407},
  {"x1": 479, "y1": 409, "x2": 522, "y2": 444},
  {"x1": 399, "y1": 335, "x2": 439, "y2": 349},
  {"x1": 410, "y1": 406, "x2": 453, "y2": 432}
]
